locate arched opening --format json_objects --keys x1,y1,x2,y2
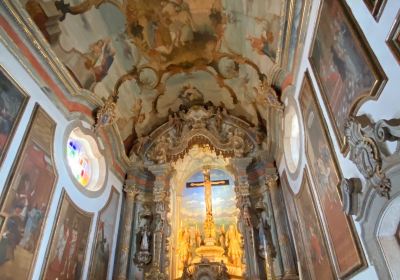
[
  {"x1": 377, "y1": 182, "x2": 400, "y2": 279},
  {"x1": 170, "y1": 146, "x2": 244, "y2": 279}
]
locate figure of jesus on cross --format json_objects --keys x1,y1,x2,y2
[{"x1": 186, "y1": 166, "x2": 229, "y2": 241}]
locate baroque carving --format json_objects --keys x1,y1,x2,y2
[
  {"x1": 180, "y1": 258, "x2": 230, "y2": 280},
  {"x1": 340, "y1": 178, "x2": 362, "y2": 216},
  {"x1": 144, "y1": 266, "x2": 168, "y2": 280},
  {"x1": 345, "y1": 117, "x2": 392, "y2": 199},
  {"x1": 93, "y1": 95, "x2": 118, "y2": 131},
  {"x1": 134, "y1": 204, "x2": 153, "y2": 267},
  {"x1": 141, "y1": 105, "x2": 257, "y2": 163},
  {"x1": 255, "y1": 199, "x2": 276, "y2": 260}
]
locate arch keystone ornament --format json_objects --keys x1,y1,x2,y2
[
  {"x1": 93, "y1": 95, "x2": 118, "y2": 132},
  {"x1": 136, "y1": 105, "x2": 258, "y2": 163}
]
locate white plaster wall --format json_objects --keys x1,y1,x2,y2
[
  {"x1": 279, "y1": 0, "x2": 400, "y2": 279},
  {"x1": 0, "y1": 42, "x2": 124, "y2": 280}
]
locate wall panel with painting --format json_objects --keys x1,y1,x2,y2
[
  {"x1": 0, "y1": 107, "x2": 57, "y2": 280},
  {"x1": 299, "y1": 72, "x2": 366, "y2": 278},
  {"x1": 309, "y1": 0, "x2": 386, "y2": 153},
  {"x1": 0, "y1": 66, "x2": 29, "y2": 166},
  {"x1": 88, "y1": 187, "x2": 120, "y2": 280},
  {"x1": 41, "y1": 190, "x2": 93, "y2": 280}
]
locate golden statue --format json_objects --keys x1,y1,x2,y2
[
  {"x1": 225, "y1": 224, "x2": 243, "y2": 267},
  {"x1": 177, "y1": 226, "x2": 191, "y2": 267}
]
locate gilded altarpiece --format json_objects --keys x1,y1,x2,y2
[{"x1": 176, "y1": 169, "x2": 242, "y2": 278}]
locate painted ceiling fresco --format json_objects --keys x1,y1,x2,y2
[{"x1": 23, "y1": 0, "x2": 290, "y2": 154}]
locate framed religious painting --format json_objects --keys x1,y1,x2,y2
[
  {"x1": 280, "y1": 171, "x2": 312, "y2": 279},
  {"x1": 0, "y1": 65, "x2": 29, "y2": 165},
  {"x1": 299, "y1": 72, "x2": 366, "y2": 278},
  {"x1": 295, "y1": 170, "x2": 335, "y2": 280},
  {"x1": 387, "y1": 11, "x2": 400, "y2": 64},
  {"x1": 363, "y1": 0, "x2": 387, "y2": 21},
  {"x1": 42, "y1": 190, "x2": 93, "y2": 280},
  {"x1": 88, "y1": 187, "x2": 120, "y2": 280},
  {"x1": 282, "y1": 0, "x2": 311, "y2": 78},
  {"x1": 309, "y1": 0, "x2": 387, "y2": 153},
  {"x1": 0, "y1": 106, "x2": 57, "y2": 280}
]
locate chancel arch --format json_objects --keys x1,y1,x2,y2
[{"x1": 118, "y1": 102, "x2": 299, "y2": 280}]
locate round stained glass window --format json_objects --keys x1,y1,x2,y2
[
  {"x1": 65, "y1": 126, "x2": 106, "y2": 192},
  {"x1": 67, "y1": 139, "x2": 91, "y2": 187}
]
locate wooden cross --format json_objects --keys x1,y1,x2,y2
[{"x1": 186, "y1": 168, "x2": 229, "y2": 216}]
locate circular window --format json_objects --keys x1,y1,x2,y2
[
  {"x1": 283, "y1": 106, "x2": 301, "y2": 174},
  {"x1": 67, "y1": 139, "x2": 92, "y2": 187},
  {"x1": 66, "y1": 127, "x2": 106, "y2": 192}
]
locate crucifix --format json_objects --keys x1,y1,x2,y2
[
  {"x1": 186, "y1": 167, "x2": 229, "y2": 240},
  {"x1": 186, "y1": 167, "x2": 230, "y2": 217}
]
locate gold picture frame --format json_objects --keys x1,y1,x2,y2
[
  {"x1": 0, "y1": 105, "x2": 57, "y2": 280},
  {"x1": 309, "y1": 0, "x2": 387, "y2": 154},
  {"x1": 387, "y1": 10, "x2": 400, "y2": 64},
  {"x1": 363, "y1": 0, "x2": 387, "y2": 21},
  {"x1": 88, "y1": 187, "x2": 120, "y2": 280},
  {"x1": 0, "y1": 65, "x2": 29, "y2": 166},
  {"x1": 41, "y1": 189, "x2": 93, "y2": 279},
  {"x1": 299, "y1": 71, "x2": 367, "y2": 278}
]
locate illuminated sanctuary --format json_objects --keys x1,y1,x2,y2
[{"x1": 0, "y1": 0, "x2": 400, "y2": 280}]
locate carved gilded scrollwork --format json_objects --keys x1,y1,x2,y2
[
  {"x1": 144, "y1": 266, "x2": 168, "y2": 280},
  {"x1": 93, "y1": 96, "x2": 118, "y2": 132},
  {"x1": 141, "y1": 105, "x2": 258, "y2": 163}
]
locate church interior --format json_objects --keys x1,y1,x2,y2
[{"x1": 0, "y1": 0, "x2": 399, "y2": 279}]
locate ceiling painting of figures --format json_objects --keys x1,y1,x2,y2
[{"x1": 22, "y1": 0, "x2": 291, "y2": 154}]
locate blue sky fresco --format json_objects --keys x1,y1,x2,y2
[{"x1": 180, "y1": 169, "x2": 238, "y2": 231}]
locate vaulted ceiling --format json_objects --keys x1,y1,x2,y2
[{"x1": 22, "y1": 0, "x2": 304, "y2": 156}]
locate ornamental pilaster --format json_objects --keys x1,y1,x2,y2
[
  {"x1": 265, "y1": 172, "x2": 297, "y2": 279},
  {"x1": 116, "y1": 184, "x2": 140, "y2": 280},
  {"x1": 147, "y1": 163, "x2": 174, "y2": 275},
  {"x1": 229, "y1": 157, "x2": 261, "y2": 279}
]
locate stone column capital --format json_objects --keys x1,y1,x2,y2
[
  {"x1": 123, "y1": 184, "x2": 141, "y2": 198},
  {"x1": 147, "y1": 163, "x2": 174, "y2": 177},
  {"x1": 265, "y1": 173, "x2": 279, "y2": 186},
  {"x1": 229, "y1": 157, "x2": 253, "y2": 173}
]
